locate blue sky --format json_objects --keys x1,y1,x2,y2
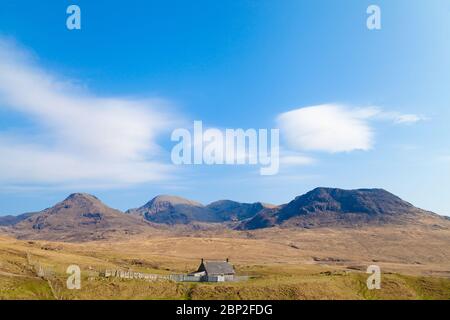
[{"x1": 0, "y1": 0, "x2": 449, "y2": 215}]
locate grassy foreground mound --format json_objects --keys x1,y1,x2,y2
[{"x1": 0, "y1": 234, "x2": 449, "y2": 300}]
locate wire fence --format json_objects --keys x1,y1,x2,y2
[{"x1": 102, "y1": 270, "x2": 249, "y2": 283}]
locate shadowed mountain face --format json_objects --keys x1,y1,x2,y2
[
  {"x1": 1, "y1": 188, "x2": 447, "y2": 242},
  {"x1": 238, "y1": 188, "x2": 437, "y2": 230},
  {"x1": 206, "y1": 200, "x2": 276, "y2": 221},
  {"x1": 10, "y1": 193, "x2": 148, "y2": 241},
  {"x1": 126, "y1": 195, "x2": 220, "y2": 224},
  {"x1": 126, "y1": 196, "x2": 274, "y2": 224},
  {"x1": 0, "y1": 212, "x2": 34, "y2": 226}
]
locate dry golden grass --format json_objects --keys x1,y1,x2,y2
[{"x1": 0, "y1": 223, "x2": 449, "y2": 300}]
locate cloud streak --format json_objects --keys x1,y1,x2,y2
[
  {"x1": 277, "y1": 104, "x2": 424, "y2": 153},
  {"x1": 0, "y1": 38, "x2": 178, "y2": 187},
  {"x1": 277, "y1": 104, "x2": 374, "y2": 153}
]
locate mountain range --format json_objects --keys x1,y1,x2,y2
[
  {"x1": 125, "y1": 195, "x2": 275, "y2": 224},
  {"x1": 2, "y1": 193, "x2": 149, "y2": 241},
  {"x1": 0, "y1": 188, "x2": 448, "y2": 241},
  {"x1": 238, "y1": 188, "x2": 441, "y2": 229}
]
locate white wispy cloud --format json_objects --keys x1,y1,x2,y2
[
  {"x1": 0, "y1": 38, "x2": 179, "y2": 187},
  {"x1": 277, "y1": 104, "x2": 424, "y2": 153},
  {"x1": 277, "y1": 104, "x2": 374, "y2": 153},
  {"x1": 279, "y1": 151, "x2": 315, "y2": 166},
  {"x1": 371, "y1": 109, "x2": 426, "y2": 124}
]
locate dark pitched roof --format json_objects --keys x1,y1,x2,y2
[{"x1": 198, "y1": 261, "x2": 235, "y2": 275}]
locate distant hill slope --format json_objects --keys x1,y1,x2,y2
[
  {"x1": 9, "y1": 193, "x2": 150, "y2": 241},
  {"x1": 206, "y1": 200, "x2": 276, "y2": 221},
  {"x1": 126, "y1": 196, "x2": 274, "y2": 224},
  {"x1": 126, "y1": 195, "x2": 220, "y2": 224},
  {"x1": 0, "y1": 212, "x2": 34, "y2": 226},
  {"x1": 238, "y1": 188, "x2": 446, "y2": 230},
  {"x1": 1, "y1": 188, "x2": 448, "y2": 241}
]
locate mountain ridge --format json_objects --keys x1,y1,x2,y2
[
  {"x1": 237, "y1": 187, "x2": 439, "y2": 230},
  {"x1": 7, "y1": 193, "x2": 151, "y2": 241},
  {"x1": 126, "y1": 195, "x2": 276, "y2": 224},
  {"x1": 1, "y1": 188, "x2": 448, "y2": 241},
  {"x1": 126, "y1": 194, "x2": 218, "y2": 224},
  {"x1": 206, "y1": 200, "x2": 277, "y2": 221}
]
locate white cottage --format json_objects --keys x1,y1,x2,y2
[{"x1": 189, "y1": 258, "x2": 235, "y2": 282}]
